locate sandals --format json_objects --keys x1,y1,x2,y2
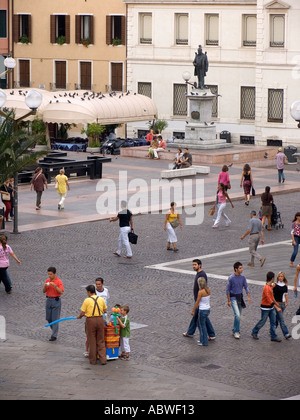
[
  {"x1": 113, "y1": 252, "x2": 121, "y2": 257},
  {"x1": 120, "y1": 354, "x2": 130, "y2": 360}
]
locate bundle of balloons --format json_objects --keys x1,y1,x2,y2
[{"x1": 109, "y1": 306, "x2": 121, "y2": 334}]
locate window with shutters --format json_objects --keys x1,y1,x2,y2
[
  {"x1": 106, "y1": 15, "x2": 125, "y2": 45},
  {"x1": 268, "y1": 89, "x2": 284, "y2": 123},
  {"x1": 138, "y1": 82, "x2": 152, "y2": 98},
  {"x1": 243, "y1": 15, "x2": 256, "y2": 47},
  {"x1": 0, "y1": 10, "x2": 7, "y2": 38},
  {"x1": 50, "y1": 15, "x2": 70, "y2": 44},
  {"x1": 55, "y1": 61, "x2": 67, "y2": 90},
  {"x1": 139, "y1": 13, "x2": 152, "y2": 44},
  {"x1": 80, "y1": 62, "x2": 92, "y2": 90},
  {"x1": 173, "y1": 84, "x2": 187, "y2": 116},
  {"x1": 75, "y1": 15, "x2": 94, "y2": 45},
  {"x1": 205, "y1": 14, "x2": 219, "y2": 46},
  {"x1": 175, "y1": 14, "x2": 188, "y2": 45},
  {"x1": 241, "y1": 87, "x2": 256, "y2": 120},
  {"x1": 111, "y1": 63, "x2": 123, "y2": 92},
  {"x1": 19, "y1": 60, "x2": 30, "y2": 88},
  {"x1": 270, "y1": 15, "x2": 285, "y2": 48},
  {"x1": 13, "y1": 14, "x2": 32, "y2": 43}
]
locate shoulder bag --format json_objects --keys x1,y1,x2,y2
[{"x1": 1, "y1": 185, "x2": 10, "y2": 201}]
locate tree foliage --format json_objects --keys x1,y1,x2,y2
[{"x1": 0, "y1": 112, "x2": 48, "y2": 184}]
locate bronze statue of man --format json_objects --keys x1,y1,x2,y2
[{"x1": 193, "y1": 45, "x2": 209, "y2": 89}]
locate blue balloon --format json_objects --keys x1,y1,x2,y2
[{"x1": 45, "y1": 317, "x2": 77, "y2": 327}]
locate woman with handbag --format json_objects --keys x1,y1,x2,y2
[
  {"x1": 110, "y1": 201, "x2": 133, "y2": 259},
  {"x1": 164, "y1": 202, "x2": 182, "y2": 252},
  {"x1": 212, "y1": 183, "x2": 234, "y2": 228},
  {"x1": 0, "y1": 179, "x2": 13, "y2": 222},
  {"x1": 240, "y1": 164, "x2": 253, "y2": 206},
  {"x1": 260, "y1": 186, "x2": 273, "y2": 231}
]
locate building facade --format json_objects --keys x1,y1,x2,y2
[
  {"x1": 125, "y1": 0, "x2": 300, "y2": 147},
  {"x1": 0, "y1": 0, "x2": 9, "y2": 88},
  {"x1": 8, "y1": 0, "x2": 126, "y2": 94}
]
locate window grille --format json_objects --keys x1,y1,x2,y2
[
  {"x1": 268, "y1": 89, "x2": 283, "y2": 123},
  {"x1": 241, "y1": 87, "x2": 255, "y2": 120},
  {"x1": 173, "y1": 84, "x2": 187, "y2": 116},
  {"x1": 206, "y1": 85, "x2": 218, "y2": 117},
  {"x1": 138, "y1": 82, "x2": 152, "y2": 98}
]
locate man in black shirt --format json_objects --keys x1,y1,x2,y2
[
  {"x1": 183, "y1": 259, "x2": 207, "y2": 337},
  {"x1": 109, "y1": 201, "x2": 133, "y2": 259}
]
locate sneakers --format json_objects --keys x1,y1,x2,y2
[
  {"x1": 233, "y1": 332, "x2": 240, "y2": 339},
  {"x1": 251, "y1": 333, "x2": 259, "y2": 340},
  {"x1": 247, "y1": 262, "x2": 255, "y2": 267},
  {"x1": 260, "y1": 257, "x2": 266, "y2": 267},
  {"x1": 183, "y1": 332, "x2": 193, "y2": 338}
]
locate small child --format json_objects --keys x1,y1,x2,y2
[{"x1": 118, "y1": 305, "x2": 131, "y2": 360}]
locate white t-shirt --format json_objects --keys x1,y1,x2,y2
[{"x1": 96, "y1": 287, "x2": 110, "y2": 303}]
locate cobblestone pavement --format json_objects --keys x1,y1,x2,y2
[{"x1": 1, "y1": 153, "x2": 300, "y2": 400}]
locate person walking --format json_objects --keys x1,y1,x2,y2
[
  {"x1": 55, "y1": 169, "x2": 70, "y2": 210},
  {"x1": 260, "y1": 186, "x2": 273, "y2": 230},
  {"x1": 241, "y1": 210, "x2": 266, "y2": 267},
  {"x1": 164, "y1": 202, "x2": 182, "y2": 252},
  {"x1": 273, "y1": 271, "x2": 291, "y2": 339},
  {"x1": 77, "y1": 285, "x2": 107, "y2": 365},
  {"x1": 290, "y1": 212, "x2": 300, "y2": 267},
  {"x1": 191, "y1": 277, "x2": 215, "y2": 346},
  {"x1": 0, "y1": 234, "x2": 21, "y2": 294},
  {"x1": 212, "y1": 183, "x2": 234, "y2": 228},
  {"x1": 0, "y1": 178, "x2": 13, "y2": 222},
  {"x1": 30, "y1": 167, "x2": 48, "y2": 210},
  {"x1": 183, "y1": 259, "x2": 208, "y2": 338},
  {"x1": 217, "y1": 165, "x2": 231, "y2": 191},
  {"x1": 110, "y1": 201, "x2": 133, "y2": 259},
  {"x1": 226, "y1": 262, "x2": 251, "y2": 339},
  {"x1": 42, "y1": 267, "x2": 64, "y2": 341},
  {"x1": 251, "y1": 271, "x2": 282, "y2": 342},
  {"x1": 240, "y1": 164, "x2": 253, "y2": 206},
  {"x1": 275, "y1": 147, "x2": 287, "y2": 184}
]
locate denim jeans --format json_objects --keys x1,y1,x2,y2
[
  {"x1": 252, "y1": 308, "x2": 278, "y2": 340},
  {"x1": 187, "y1": 310, "x2": 198, "y2": 336},
  {"x1": 198, "y1": 309, "x2": 215, "y2": 346},
  {"x1": 278, "y1": 169, "x2": 285, "y2": 183},
  {"x1": 230, "y1": 297, "x2": 243, "y2": 333},
  {"x1": 291, "y1": 235, "x2": 300, "y2": 263},
  {"x1": 275, "y1": 303, "x2": 289, "y2": 337}
]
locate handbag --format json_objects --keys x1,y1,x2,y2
[
  {"x1": 1, "y1": 186, "x2": 10, "y2": 201},
  {"x1": 170, "y1": 218, "x2": 180, "y2": 228},
  {"x1": 208, "y1": 206, "x2": 215, "y2": 216},
  {"x1": 128, "y1": 230, "x2": 138, "y2": 245},
  {"x1": 251, "y1": 186, "x2": 256, "y2": 196}
]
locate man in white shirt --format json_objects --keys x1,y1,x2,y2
[
  {"x1": 275, "y1": 147, "x2": 287, "y2": 184},
  {"x1": 95, "y1": 277, "x2": 110, "y2": 303},
  {"x1": 153, "y1": 136, "x2": 166, "y2": 159}
]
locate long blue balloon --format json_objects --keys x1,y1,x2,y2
[{"x1": 45, "y1": 316, "x2": 77, "y2": 327}]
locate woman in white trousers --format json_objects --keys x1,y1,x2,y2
[
  {"x1": 212, "y1": 183, "x2": 234, "y2": 228},
  {"x1": 164, "y1": 202, "x2": 182, "y2": 251},
  {"x1": 110, "y1": 201, "x2": 133, "y2": 259}
]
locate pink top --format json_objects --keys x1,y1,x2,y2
[
  {"x1": 218, "y1": 171, "x2": 230, "y2": 186},
  {"x1": 217, "y1": 190, "x2": 226, "y2": 204},
  {"x1": 0, "y1": 245, "x2": 13, "y2": 268},
  {"x1": 275, "y1": 152, "x2": 286, "y2": 170}
]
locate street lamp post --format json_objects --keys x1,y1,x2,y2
[
  {"x1": 0, "y1": 81, "x2": 43, "y2": 234},
  {"x1": 290, "y1": 101, "x2": 300, "y2": 128}
]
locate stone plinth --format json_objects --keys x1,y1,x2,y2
[{"x1": 170, "y1": 87, "x2": 233, "y2": 150}]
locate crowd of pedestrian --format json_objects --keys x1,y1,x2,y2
[{"x1": 183, "y1": 259, "x2": 293, "y2": 346}]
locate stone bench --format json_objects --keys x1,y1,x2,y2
[
  {"x1": 161, "y1": 167, "x2": 197, "y2": 179},
  {"x1": 165, "y1": 164, "x2": 210, "y2": 177}
]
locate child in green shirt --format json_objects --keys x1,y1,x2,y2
[{"x1": 118, "y1": 305, "x2": 131, "y2": 360}]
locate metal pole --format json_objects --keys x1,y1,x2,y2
[{"x1": 13, "y1": 172, "x2": 19, "y2": 234}]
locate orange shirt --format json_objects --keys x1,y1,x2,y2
[{"x1": 44, "y1": 277, "x2": 64, "y2": 297}]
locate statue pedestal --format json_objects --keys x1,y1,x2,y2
[{"x1": 170, "y1": 88, "x2": 233, "y2": 150}]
